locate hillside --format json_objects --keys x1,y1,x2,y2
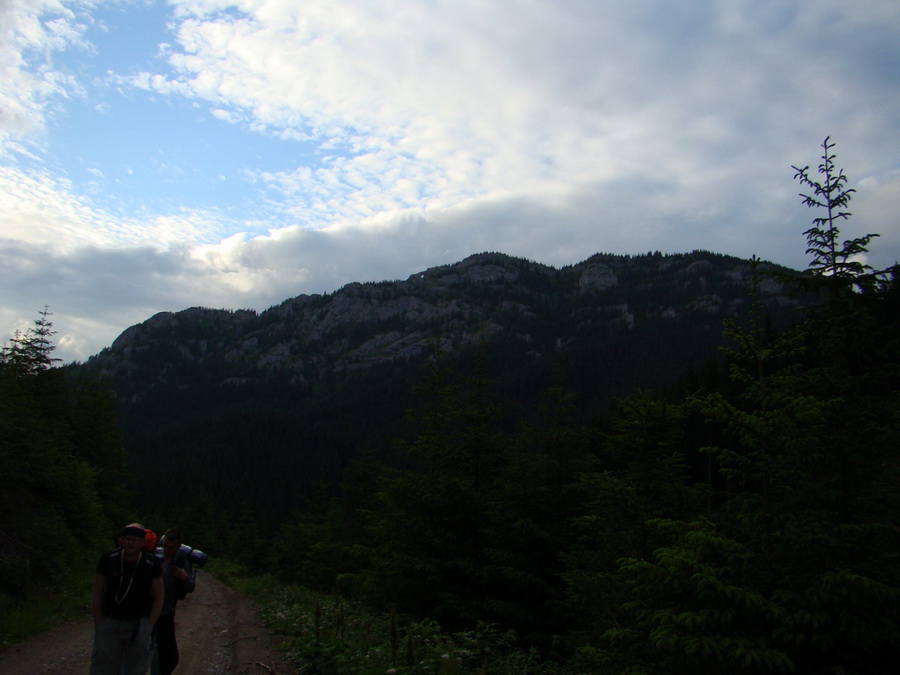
[{"x1": 77, "y1": 250, "x2": 804, "y2": 521}]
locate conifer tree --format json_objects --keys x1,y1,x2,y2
[
  {"x1": 791, "y1": 136, "x2": 897, "y2": 299},
  {"x1": 792, "y1": 137, "x2": 871, "y2": 290},
  {"x1": 362, "y1": 350, "x2": 507, "y2": 628},
  {"x1": 0, "y1": 307, "x2": 61, "y2": 375},
  {"x1": 581, "y1": 142, "x2": 900, "y2": 674},
  {"x1": 1, "y1": 309, "x2": 129, "y2": 604}
]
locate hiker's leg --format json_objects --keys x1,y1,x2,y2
[
  {"x1": 121, "y1": 617, "x2": 152, "y2": 675},
  {"x1": 90, "y1": 618, "x2": 127, "y2": 675},
  {"x1": 154, "y1": 613, "x2": 179, "y2": 675}
]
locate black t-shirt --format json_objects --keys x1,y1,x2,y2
[{"x1": 97, "y1": 550, "x2": 162, "y2": 620}]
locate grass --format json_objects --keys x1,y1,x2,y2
[
  {"x1": 0, "y1": 557, "x2": 94, "y2": 651},
  {"x1": 209, "y1": 560, "x2": 559, "y2": 675}
]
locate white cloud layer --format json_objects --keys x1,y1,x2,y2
[{"x1": 2, "y1": 0, "x2": 900, "y2": 362}]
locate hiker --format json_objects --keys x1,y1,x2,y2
[
  {"x1": 151, "y1": 527, "x2": 197, "y2": 675},
  {"x1": 91, "y1": 523, "x2": 163, "y2": 675}
]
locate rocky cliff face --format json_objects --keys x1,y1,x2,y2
[
  {"x1": 86, "y1": 250, "x2": 802, "y2": 396},
  {"x1": 77, "y1": 249, "x2": 807, "y2": 518}
]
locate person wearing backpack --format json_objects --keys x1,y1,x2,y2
[
  {"x1": 91, "y1": 523, "x2": 163, "y2": 675},
  {"x1": 151, "y1": 527, "x2": 196, "y2": 675}
]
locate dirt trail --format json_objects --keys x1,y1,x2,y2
[{"x1": 0, "y1": 571, "x2": 296, "y2": 674}]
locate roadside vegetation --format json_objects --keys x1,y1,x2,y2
[{"x1": 212, "y1": 558, "x2": 558, "y2": 674}]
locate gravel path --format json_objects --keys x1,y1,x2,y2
[{"x1": 0, "y1": 571, "x2": 295, "y2": 674}]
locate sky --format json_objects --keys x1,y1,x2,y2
[{"x1": 2, "y1": 0, "x2": 900, "y2": 363}]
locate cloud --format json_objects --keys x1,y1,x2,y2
[
  {"x1": 141, "y1": 1, "x2": 900, "y2": 232},
  {"x1": 2, "y1": 0, "x2": 900, "y2": 364},
  {"x1": 0, "y1": 165, "x2": 227, "y2": 248},
  {"x1": 0, "y1": 0, "x2": 91, "y2": 152}
]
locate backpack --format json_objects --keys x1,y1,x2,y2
[
  {"x1": 154, "y1": 539, "x2": 209, "y2": 573},
  {"x1": 153, "y1": 537, "x2": 201, "y2": 600}
]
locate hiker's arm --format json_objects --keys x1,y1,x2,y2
[
  {"x1": 148, "y1": 575, "x2": 164, "y2": 628},
  {"x1": 91, "y1": 574, "x2": 105, "y2": 628},
  {"x1": 181, "y1": 560, "x2": 197, "y2": 594},
  {"x1": 174, "y1": 559, "x2": 196, "y2": 594}
]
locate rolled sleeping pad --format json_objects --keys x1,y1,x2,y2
[
  {"x1": 154, "y1": 541, "x2": 209, "y2": 567},
  {"x1": 181, "y1": 544, "x2": 209, "y2": 567}
]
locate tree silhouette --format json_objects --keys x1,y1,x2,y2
[{"x1": 792, "y1": 137, "x2": 880, "y2": 295}]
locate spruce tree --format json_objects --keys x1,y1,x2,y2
[
  {"x1": 1, "y1": 309, "x2": 129, "y2": 605},
  {"x1": 582, "y1": 141, "x2": 900, "y2": 674}
]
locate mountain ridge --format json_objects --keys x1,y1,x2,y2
[
  {"x1": 77, "y1": 249, "x2": 807, "y2": 518},
  {"x1": 89, "y1": 249, "x2": 800, "y2": 385}
]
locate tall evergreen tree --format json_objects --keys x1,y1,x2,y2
[
  {"x1": 1, "y1": 310, "x2": 129, "y2": 601},
  {"x1": 790, "y1": 137, "x2": 890, "y2": 298},
  {"x1": 572, "y1": 141, "x2": 900, "y2": 674},
  {"x1": 0, "y1": 307, "x2": 60, "y2": 376},
  {"x1": 361, "y1": 351, "x2": 508, "y2": 629}
]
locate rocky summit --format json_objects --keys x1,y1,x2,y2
[
  {"x1": 88, "y1": 250, "x2": 800, "y2": 390},
  {"x1": 78, "y1": 250, "x2": 806, "y2": 516}
]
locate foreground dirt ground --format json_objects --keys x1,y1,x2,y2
[{"x1": 0, "y1": 571, "x2": 296, "y2": 674}]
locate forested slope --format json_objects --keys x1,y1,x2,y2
[
  {"x1": 0, "y1": 310, "x2": 130, "y2": 643},
  {"x1": 81, "y1": 249, "x2": 806, "y2": 523},
  {"x1": 154, "y1": 141, "x2": 900, "y2": 673}
]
